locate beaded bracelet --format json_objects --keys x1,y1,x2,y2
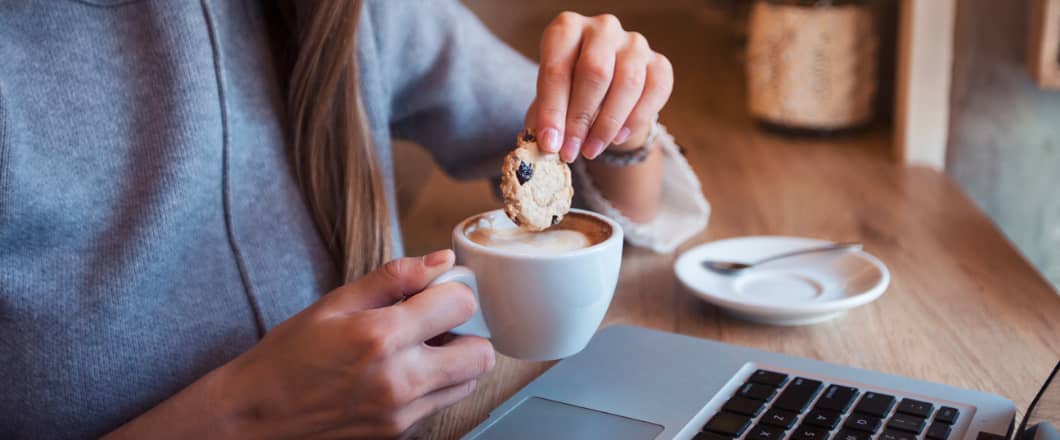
[{"x1": 594, "y1": 114, "x2": 661, "y2": 167}]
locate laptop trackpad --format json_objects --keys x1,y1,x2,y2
[{"x1": 470, "y1": 396, "x2": 665, "y2": 440}]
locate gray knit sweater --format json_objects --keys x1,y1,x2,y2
[{"x1": 0, "y1": 0, "x2": 534, "y2": 437}]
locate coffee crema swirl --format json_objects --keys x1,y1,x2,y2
[{"x1": 465, "y1": 212, "x2": 611, "y2": 256}]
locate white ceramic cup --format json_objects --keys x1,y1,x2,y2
[{"x1": 428, "y1": 208, "x2": 623, "y2": 361}]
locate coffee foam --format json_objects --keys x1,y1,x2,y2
[{"x1": 465, "y1": 211, "x2": 605, "y2": 256}]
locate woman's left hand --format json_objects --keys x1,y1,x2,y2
[{"x1": 527, "y1": 12, "x2": 673, "y2": 163}]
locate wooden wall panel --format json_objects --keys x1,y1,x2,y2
[{"x1": 894, "y1": 0, "x2": 956, "y2": 169}]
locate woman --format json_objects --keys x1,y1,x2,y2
[{"x1": 0, "y1": 0, "x2": 707, "y2": 438}]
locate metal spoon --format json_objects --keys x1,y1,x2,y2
[{"x1": 701, "y1": 242, "x2": 863, "y2": 275}]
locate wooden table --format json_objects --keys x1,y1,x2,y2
[
  {"x1": 397, "y1": 7, "x2": 1060, "y2": 439},
  {"x1": 403, "y1": 130, "x2": 1060, "y2": 439}
]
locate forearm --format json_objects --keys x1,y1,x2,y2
[
  {"x1": 103, "y1": 365, "x2": 247, "y2": 440},
  {"x1": 582, "y1": 125, "x2": 664, "y2": 223},
  {"x1": 584, "y1": 145, "x2": 663, "y2": 223}
]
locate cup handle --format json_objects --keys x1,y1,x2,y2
[{"x1": 427, "y1": 266, "x2": 491, "y2": 338}]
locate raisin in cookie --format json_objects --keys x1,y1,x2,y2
[{"x1": 500, "y1": 130, "x2": 574, "y2": 231}]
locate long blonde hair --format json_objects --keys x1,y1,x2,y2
[{"x1": 267, "y1": 0, "x2": 390, "y2": 282}]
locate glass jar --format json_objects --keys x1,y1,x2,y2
[{"x1": 746, "y1": 0, "x2": 878, "y2": 135}]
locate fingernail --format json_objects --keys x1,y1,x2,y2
[
  {"x1": 562, "y1": 136, "x2": 582, "y2": 162},
  {"x1": 613, "y1": 127, "x2": 632, "y2": 145},
  {"x1": 423, "y1": 249, "x2": 454, "y2": 267},
  {"x1": 540, "y1": 128, "x2": 561, "y2": 152},
  {"x1": 584, "y1": 138, "x2": 606, "y2": 159}
]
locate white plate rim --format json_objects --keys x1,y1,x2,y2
[{"x1": 675, "y1": 236, "x2": 891, "y2": 317}]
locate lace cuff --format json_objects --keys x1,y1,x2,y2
[{"x1": 572, "y1": 125, "x2": 710, "y2": 253}]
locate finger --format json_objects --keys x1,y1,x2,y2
[
  {"x1": 620, "y1": 53, "x2": 673, "y2": 147},
  {"x1": 411, "y1": 335, "x2": 494, "y2": 395},
  {"x1": 360, "y1": 336, "x2": 491, "y2": 438},
  {"x1": 397, "y1": 281, "x2": 477, "y2": 343},
  {"x1": 391, "y1": 379, "x2": 479, "y2": 438},
  {"x1": 583, "y1": 33, "x2": 651, "y2": 159},
  {"x1": 321, "y1": 249, "x2": 455, "y2": 315},
  {"x1": 425, "y1": 331, "x2": 458, "y2": 347},
  {"x1": 535, "y1": 12, "x2": 584, "y2": 153},
  {"x1": 561, "y1": 16, "x2": 623, "y2": 162}
]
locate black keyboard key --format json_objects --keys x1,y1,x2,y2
[
  {"x1": 705, "y1": 412, "x2": 752, "y2": 437},
  {"x1": 880, "y1": 429, "x2": 918, "y2": 440},
  {"x1": 896, "y1": 398, "x2": 934, "y2": 418},
  {"x1": 977, "y1": 432, "x2": 1007, "y2": 440},
  {"x1": 694, "y1": 432, "x2": 732, "y2": 440},
  {"x1": 853, "y1": 392, "x2": 895, "y2": 417},
  {"x1": 774, "y1": 378, "x2": 823, "y2": 413},
  {"x1": 888, "y1": 413, "x2": 927, "y2": 433},
  {"x1": 750, "y1": 369, "x2": 789, "y2": 387},
  {"x1": 843, "y1": 413, "x2": 881, "y2": 433},
  {"x1": 927, "y1": 422, "x2": 952, "y2": 440},
  {"x1": 738, "y1": 382, "x2": 778, "y2": 401},
  {"x1": 761, "y1": 408, "x2": 799, "y2": 429},
  {"x1": 722, "y1": 395, "x2": 765, "y2": 417},
  {"x1": 814, "y1": 385, "x2": 859, "y2": 413},
  {"x1": 805, "y1": 409, "x2": 842, "y2": 429},
  {"x1": 935, "y1": 406, "x2": 960, "y2": 424},
  {"x1": 747, "y1": 423, "x2": 787, "y2": 440},
  {"x1": 835, "y1": 428, "x2": 872, "y2": 440},
  {"x1": 792, "y1": 424, "x2": 831, "y2": 440}
]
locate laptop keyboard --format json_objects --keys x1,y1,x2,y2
[{"x1": 695, "y1": 370, "x2": 960, "y2": 440}]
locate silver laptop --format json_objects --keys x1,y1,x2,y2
[{"x1": 462, "y1": 325, "x2": 1058, "y2": 440}]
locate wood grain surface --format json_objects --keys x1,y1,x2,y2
[{"x1": 398, "y1": 4, "x2": 1060, "y2": 438}]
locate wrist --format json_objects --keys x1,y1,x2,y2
[
  {"x1": 100, "y1": 357, "x2": 266, "y2": 440},
  {"x1": 583, "y1": 143, "x2": 663, "y2": 223},
  {"x1": 202, "y1": 360, "x2": 259, "y2": 439}
]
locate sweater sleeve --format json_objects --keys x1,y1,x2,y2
[{"x1": 364, "y1": 0, "x2": 537, "y2": 180}]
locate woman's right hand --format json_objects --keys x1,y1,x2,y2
[{"x1": 217, "y1": 250, "x2": 493, "y2": 439}]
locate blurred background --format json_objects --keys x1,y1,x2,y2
[{"x1": 395, "y1": 0, "x2": 1060, "y2": 290}]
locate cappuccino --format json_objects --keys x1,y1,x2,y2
[
  {"x1": 439, "y1": 208, "x2": 624, "y2": 359},
  {"x1": 465, "y1": 211, "x2": 611, "y2": 256}
]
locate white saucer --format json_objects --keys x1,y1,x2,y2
[{"x1": 674, "y1": 236, "x2": 890, "y2": 326}]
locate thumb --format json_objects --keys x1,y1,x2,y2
[{"x1": 320, "y1": 249, "x2": 455, "y2": 315}]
